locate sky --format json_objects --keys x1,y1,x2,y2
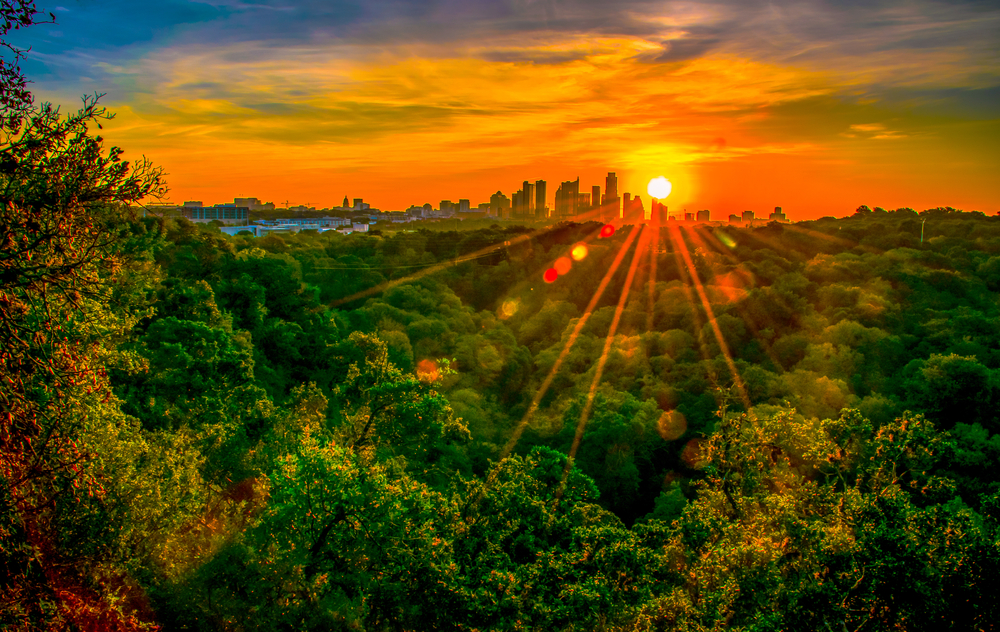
[{"x1": 9, "y1": 0, "x2": 1000, "y2": 218}]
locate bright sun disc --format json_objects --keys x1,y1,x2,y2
[{"x1": 648, "y1": 176, "x2": 672, "y2": 199}]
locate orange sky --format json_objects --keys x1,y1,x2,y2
[{"x1": 18, "y1": 0, "x2": 1000, "y2": 218}]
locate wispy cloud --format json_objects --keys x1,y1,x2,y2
[{"x1": 11, "y1": 0, "x2": 998, "y2": 214}]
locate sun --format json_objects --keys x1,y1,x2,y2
[{"x1": 647, "y1": 176, "x2": 672, "y2": 199}]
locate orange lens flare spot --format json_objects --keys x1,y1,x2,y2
[
  {"x1": 656, "y1": 410, "x2": 688, "y2": 441},
  {"x1": 416, "y1": 359, "x2": 439, "y2": 382},
  {"x1": 681, "y1": 437, "x2": 707, "y2": 469},
  {"x1": 600, "y1": 224, "x2": 616, "y2": 238},
  {"x1": 554, "y1": 256, "x2": 572, "y2": 275},
  {"x1": 571, "y1": 244, "x2": 588, "y2": 261},
  {"x1": 543, "y1": 268, "x2": 558, "y2": 283}
]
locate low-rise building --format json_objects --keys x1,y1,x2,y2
[{"x1": 181, "y1": 205, "x2": 249, "y2": 224}]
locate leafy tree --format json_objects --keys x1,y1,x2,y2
[{"x1": 0, "y1": 3, "x2": 170, "y2": 625}]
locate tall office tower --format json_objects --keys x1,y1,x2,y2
[
  {"x1": 554, "y1": 177, "x2": 580, "y2": 217},
  {"x1": 535, "y1": 180, "x2": 547, "y2": 218},
  {"x1": 353, "y1": 198, "x2": 364, "y2": 210},
  {"x1": 729, "y1": 214, "x2": 740, "y2": 224},
  {"x1": 524, "y1": 181, "x2": 536, "y2": 215},
  {"x1": 697, "y1": 209, "x2": 710, "y2": 222},
  {"x1": 592, "y1": 185, "x2": 601, "y2": 209},
  {"x1": 511, "y1": 190, "x2": 523, "y2": 215},
  {"x1": 578, "y1": 192, "x2": 591, "y2": 210},
  {"x1": 651, "y1": 200, "x2": 668, "y2": 224},
  {"x1": 605, "y1": 172, "x2": 618, "y2": 201},
  {"x1": 684, "y1": 212, "x2": 695, "y2": 222},
  {"x1": 459, "y1": 199, "x2": 470, "y2": 213},
  {"x1": 603, "y1": 172, "x2": 620, "y2": 219},
  {"x1": 621, "y1": 193, "x2": 645, "y2": 223},
  {"x1": 629, "y1": 195, "x2": 645, "y2": 223},
  {"x1": 742, "y1": 210, "x2": 755, "y2": 224},
  {"x1": 769, "y1": 206, "x2": 787, "y2": 221}
]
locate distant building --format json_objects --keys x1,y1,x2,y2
[
  {"x1": 343, "y1": 195, "x2": 350, "y2": 208},
  {"x1": 440, "y1": 200, "x2": 457, "y2": 213},
  {"x1": 650, "y1": 199, "x2": 667, "y2": 223},
  {"x1": 182, "y1": 205, "x2": 249, "y2": 224},
  {"x1": 535, "y1": 180, "x2": 547, "y2": 218},
  {"x1": 729, "y1": 214, "x2": 741, "y2": 224},
  {"x1": 554, "y1": 177, "x2": 580, "y2": 218},
  {"x1": 183, "y1": 201, "x2": 203, "y2": 208},
  {"x1": 511, "y1": 181, "x2": 538, "y2": 218},
  {"x1": 741, "y1": 210, "x2": 755, "y2": 223},
  {"x1": 524, "y1": 181, "x2": 536, "y2": 216},
  {"x1": 235, "y1": 197, "x2": 267, "y2": 211},
  {"x1": 256, "y1": 217, "x2": 350, "y2": 229},
  {"x1": 769, "y1": 206, "x2": 787, "y2": 222},
  {"x1": 459, "y1": 199, "x2": 471, "y2": 213},
  {"x1": 696, "y1": 209, "x2": 710, "y2": 222},
  {"x1": 592, "y1": 185, "x2": 601, "y2": 210},
  {"x1": 604, "y1": 172, "x2": 618, "y2": 201},
  {"x1": 623, "y1": 194, "x2": 644, "y2": 223},
  {"x1": 603, "y1": 172, "x2": 620, "y2": 220},
  {"x1": 353, "y1": 198, "x2": 370, "y2": 211},
  {"x1": 490, "y1": 191, "x2": 511, "y2": 218},
  {"x1": 684, "y1": 212, "x2": 695, "y2": 222}
]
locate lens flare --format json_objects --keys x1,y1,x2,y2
[
  {"x1": 600, "y1": 224, "x2": 616, "y2": 238},
  {"x1": 571, "y1": 243, "x2": 588, "y2": 260},
  {"x1": 656, "y1": 410, "x2": 688, "y2": 441},
  {"x1": 554, "y1": 256, "x2": 572, "y2": 275},
  {"x1": 717, "y1": 231, "x2": 736, "y2": 249},
  {"x1": 543, "y1": 268, "x2": 558, "y2": 283},
  {"x1": 681, "y1": 437, "x2": 707, "y2": 469},
  {"x1": 499, "y1": 298, "x2": 519, "y2": 319},
  {"x1": 416, "y1": 359, "x2": 439, "y2": 382},
  {"x1": 648, "y1": 176, "x2": 672, "y2": 199}
]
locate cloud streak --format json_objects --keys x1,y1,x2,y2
[{"x1": 11, "y1": 0, "x2": 998, "y2": 215}]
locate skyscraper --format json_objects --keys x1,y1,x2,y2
[
  {"x1": 554, "y1": 177, "x2": 580, "y2": 217},
  {"x1": 605, "y1": 172, "x2": 618, "y2": 201},
  {"x1": 603, "y1": 172, "x2": 620, "y2": 219},
  {"x1": 592, "y1": 185, "x2": 601, "y2": 211},
  {"x1": 535, "y1": 180, "x2": 547, "y2": 218}
]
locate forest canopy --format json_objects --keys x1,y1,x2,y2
[{"x1": 2, "y1": 4, "x2": 1000, "y2": 630}]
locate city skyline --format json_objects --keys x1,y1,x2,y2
[{"x1": 14, "y1": 1, "x2": 999, "y2": 219}]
